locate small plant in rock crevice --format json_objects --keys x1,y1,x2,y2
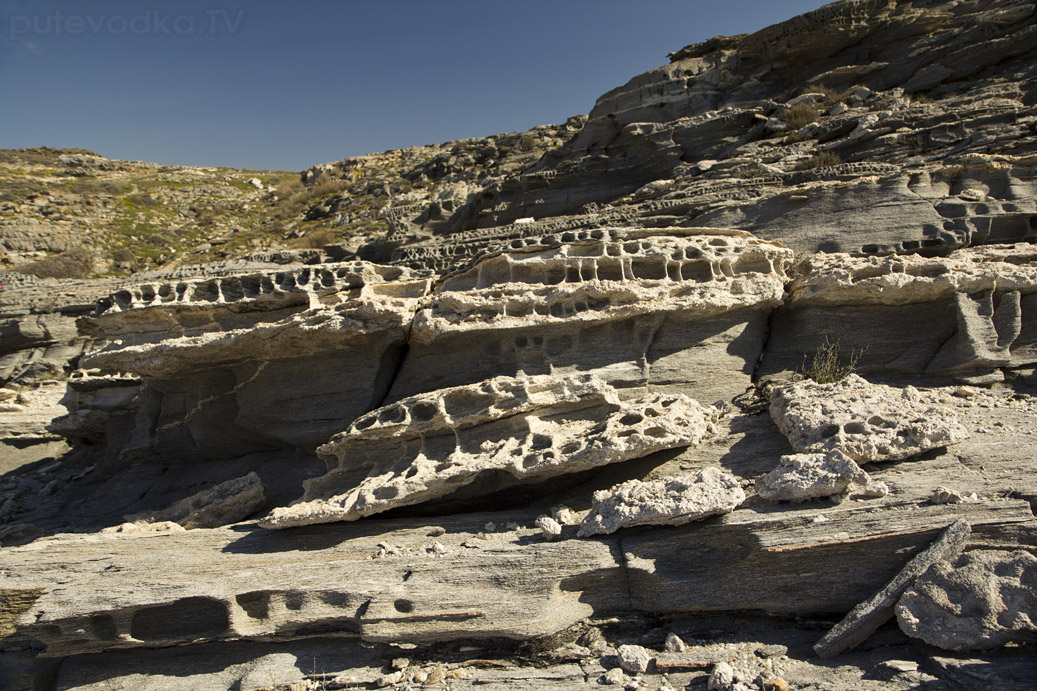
[{"x1": 799, "y1": 339, "x2": 861, "y2": 384}]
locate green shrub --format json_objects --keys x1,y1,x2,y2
[
  {"x1": 800, "y1": 339, "x2": 861, "y2": 384},
  {"x1": 301, "y1": 228, "x2": 334, "y2": 249},
  {"x1": 783, "y1": 103, "x2": 820, "y2": 130},
  {"x1": 794, "y1": 150, "x2": 843, "y2": 170},
  {"x1": 15, "y1": 247, "x2": 93, "y2": 279}
]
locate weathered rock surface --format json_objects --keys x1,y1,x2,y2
[
  {"x1": 3, "y1": 499, "x2": 1032, "y2": 660},
  {"x1": 390, "y1": 229, "x2": 792, "y2": 405},
  {"x1": 755, "y1": 450, "x2": 869, "y2": 502},
  {"x1": 262, "y1": 374, "x2": 717, "y2": 528},
  {"x1": 123, "y1": 471, "x2": 265, "y2": 529},
  {"x1": 896, "y1": 549, "x2": 1037, "y2": 651},
  {"x1": 59, "y1": 261, "x2": 429, "y2": 461},
  {"x1": 578, "y1": 467, "x2": 744, "y2": 537},
  {"x1": 770, "y1": 374, "x2": 969, "y2": 462},
  {"x1": 3, "y1": 1, "x2": 1037, "y2": 688}
]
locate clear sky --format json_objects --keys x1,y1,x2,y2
[{"x1": 0, "y1": 0, "x2": 831, "y2": 171}]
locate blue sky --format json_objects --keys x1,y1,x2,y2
[{"x1": 0, "y1": 1, "x2": 831, "y2": 171}]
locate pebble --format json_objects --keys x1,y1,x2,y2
[{"x1": 617, "y1": 644, "x2": 652, "y2": 674}]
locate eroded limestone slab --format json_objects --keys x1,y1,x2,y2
[
  {"x1": 413, "y1": 229, "x2": 792, "y2": 341},
  {"x1": 578, "y1": 467, "x2": 744, "y2": 537},
  {"x1": 262, "y1": 374, "x2": 718, "y2": 528},
  {"x1": 760, "y1": 245, "x2": 1037, "y2": 379},
  {"x1": 770, "y1": 374, "x2": 969, "y2": 463},
  {"x1": 389, "y1": 230, "x2": 791, "y2": 405},
  {"x1": 54, "y1": 262, "x2": 431, "y2": 460},
  {"x1": 896, "y1": 549, "x2": 1037, "y2": 651}
]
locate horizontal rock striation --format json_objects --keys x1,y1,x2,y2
[
  {"x1": 390, "y1": 230, "x2": 792, "y2": 404},
  {"x1": 262, "y1": 374, "x2": 717, "y2": 528},
  {"x1": 59, "y1": 261, "x2": 429, "y2": 462},
  {"x1": 375, "y1": 0, "x2": 1037, "y2": 270},
  {"x1": 4, "y1": 2, "x2": 1037, "y2": 684},
  {"x1": 760, "y1": 244, "x2": 1037, "y2": 380}
]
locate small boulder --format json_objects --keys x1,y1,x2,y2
[
  {"x1": 578, "y1": 467, "x2": 744, "y2": 537},
  {"x1": 896, "y1": 549, "x2": 1037, "y2": 651},
  {"x1": 755, "y1": 450, "x2": 869, "y2": 501},
  {"x1": 617, "y1": 644, "x2": 652, "y2": 674},
  {"x1": 536, "y1": 515, "x2": 563, "y2": 541}
]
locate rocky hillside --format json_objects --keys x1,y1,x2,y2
[
  {"x1": 1, "y1": 1, "x2": 1036, "y2": 690},
  {"x1": 0, "y1": 121, "x2": 580, "y2": 278}
]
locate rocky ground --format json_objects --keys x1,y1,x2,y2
[{"x1": 1, "y1": 1, "x2": 1036, "y2": 689}]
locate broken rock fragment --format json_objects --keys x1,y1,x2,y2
[
  {"x1": 578, "y1": 467, "x2": 744, "y2": 537},
  {"x1": 123, "y1": 471, "x2": 266, "y2": 529},
  {"x1": 896, "y1": 549, "x2": 1037, "y2": 651},
  {"x1": 262, "y1": 374, "x2": 718, "y2": 528},
  {"x1": 770, "y1": 374, "x2": 968, "y2": 462},
  {"x1": 755, "y1": 450, "x2": 870, "y2": 502},
  {"x1": 813, "y1": 518, "x2": 971, "y2": 659}
]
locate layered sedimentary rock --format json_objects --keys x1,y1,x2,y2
[
  {"x1": 770, "y1": 374, "x2": 969, "y2": 462},
  {"x1": 262, "y1": 374, "x2": 716, "y2": 528},
  {"x1": 2, "y1": 497, "x2": 1032, "y2": 658},
  {"x1": 57, "y1": 261, "x2": 429, "y2": 462},
  {"x1": 3, "y1": 2, "x2": 1037, "y2": 687},
  {"x1": 760, "y1": 245, "x2": 1037, "y2": 380},
  {"x1": 392, "y1": 229, "x2": 792, "y2": 404},
  {"x1": 379, "y1": 0, "x2": 1037, "y2": 270}
]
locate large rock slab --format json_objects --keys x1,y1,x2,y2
[
  {"x1": 896, "y1": 549, "x2": 1037, "y2": 651},
  {"x1": 4, "y1": 499, "x2": 1032, "y2": 659},
  {"x1": 578, "y1": 467, "x2": 744, "y2": 537},
  {"x1": 391, "y1": 229, "x2": 792, "y2": 405},
  {"x1": 261, "y1": 374, "x2": 717, "y2": 528},
  {"x1": 770, "y1": 374, "x2": 969, "y2": 462}
]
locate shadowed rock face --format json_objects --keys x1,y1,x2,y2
[
  {"x1": 392, "y1": 229, "x2": 792, "y2": 405},
  {"x1": 53, "y1": 262, "x2": 430, "y2": 462},
  {"x1": 759, "y1": 245, "x2": 1037, "y2": 380}
]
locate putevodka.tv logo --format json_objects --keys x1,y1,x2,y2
[{"x1": 5, "y1": 8, "x2": 245, "y2": 39}]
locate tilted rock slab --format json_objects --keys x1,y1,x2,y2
[
  {"x1": 813, "y1": 518, "x2": 971, "y2": 660},
  {"x1": 755, "y1": 450, "x2": 870, "y2": 502},
  {"x1": 391, "y1": 229, "x2": 793, "y2": 404},
  {"x1": 261, "y1": 374, "x2": 717, "y2": 528},
  {"x1": 761, "y1": 245, "x2": 1037, "y2": 379},
  {"x1": 122, "y1": 471, "x2": 265, "y2": 529},
  {"x1": 770, "y1": 374, "x2": 969, "y2": 463},
  {"x1": 896, "y1": 549, "x2": 1037, "y2": 651},
  {"x1": 578, "y1": 467, "x2": 744, "y2": 537}
]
